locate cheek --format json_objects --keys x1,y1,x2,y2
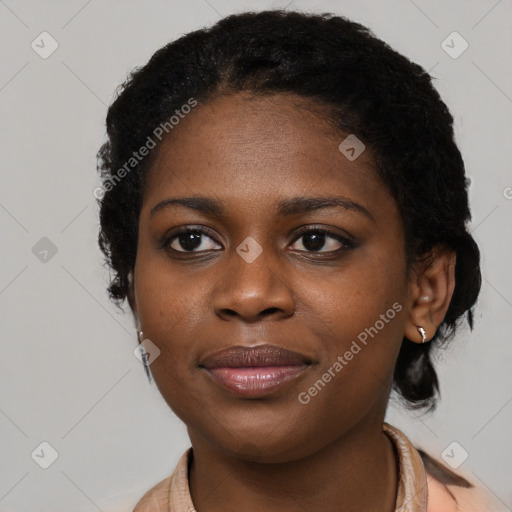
[
  {"x1": 134, "y1": 232, "x2": 213, "y2": 335},
  {"x1": 133, "y1": 248, "x2": 218, "y2": 415},
  {"x1": 292, "y1": 299, "x2": 405, "y2": 457},
  {"x1": 296, "y1": 241, "x2": 407, "y2": 339},
  {"x1": 292, "y1": 244, "x2": 407, "y2": 409}
]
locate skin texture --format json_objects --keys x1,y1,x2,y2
[{"x1": 129, "y1": 92, "x2": 456, "y2": 512}]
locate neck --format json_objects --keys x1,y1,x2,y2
[{"x1": 188, "y1": 418, "x2": 399, "y2": 512}]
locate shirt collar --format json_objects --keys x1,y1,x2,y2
[{"x1": 154, "y1": 422, "x2": 427, "y2": 512}]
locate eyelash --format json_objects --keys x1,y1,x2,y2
[{"x1": 160, "y1": 225, "x2": 356, "y2": 256}]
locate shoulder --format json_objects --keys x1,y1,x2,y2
[
  {"x1": 420, "y1": 450, "x2": 503, "y2": 512},
  {"x1": 132, "y1": 475, "x2": 173, "y2": 512},
  {"x1": 427, "y1": 474, "x2": 502, "y2": 512}
]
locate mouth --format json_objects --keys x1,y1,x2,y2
[{"x1": 199, "y1": 344, "x2": 312, "y2": 398}]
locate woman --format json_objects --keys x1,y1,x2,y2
[{"x1": 96, "y1": 9, "x2": 495, "y2": 511}]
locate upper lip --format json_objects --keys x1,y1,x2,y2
[{"x1": 200, "y1": 344, "x2": 311, "y2": 369}]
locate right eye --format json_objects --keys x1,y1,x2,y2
[{"x1": 163, "y1": 228, "x2": 222, "y2": 253}]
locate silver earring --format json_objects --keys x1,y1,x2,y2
[
  {"x1": 417, "y1": 326, "x2": 427, "y2": 343},
  {"x1": 136, "y1": 321, "x2": 153, "y2": 384}
]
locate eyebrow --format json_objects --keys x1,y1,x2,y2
[{"x1": 150, "y1": 196, "x2": 374, "y2": 222}]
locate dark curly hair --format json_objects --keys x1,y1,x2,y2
[{"x1": 96, "y1": 9, "x2": 481, "y2": 411}]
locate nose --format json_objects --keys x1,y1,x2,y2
[{"x1": 213, "y1": 246, "x2": 295, "y2": 323}]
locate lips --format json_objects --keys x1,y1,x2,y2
[
  {"x1": 199, "y1": 344, "x2": 312, "y2": 398},
  {"x1": 200, "y1": 344, "x2": 311, "y2": 368}
]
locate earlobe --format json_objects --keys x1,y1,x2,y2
[{"x1": 404, "y1": 247, "x2": 456, "y2": 344}]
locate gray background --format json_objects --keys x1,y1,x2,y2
[{"x1": 1, "y1": 0, "x2": 511, "y2": 510}]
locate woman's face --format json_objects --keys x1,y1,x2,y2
[{"x1": 132, "y1": 92, "x2": 412, "y2": 462}]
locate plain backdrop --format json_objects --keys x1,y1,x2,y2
[{"x1": 1, "y1": 0, "x2": 511, "y2": 510}]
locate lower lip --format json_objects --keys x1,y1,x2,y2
[{"x1": 203, "y1": 364, "x2": 309, "y2": 398}]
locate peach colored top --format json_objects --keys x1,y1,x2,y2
[{"x1": 132, "y1": 423, "x2": 500, "y2": 511}]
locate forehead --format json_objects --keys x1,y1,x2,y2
[{"x1": 142, "y1": 92, "x2": 384, "y2": 212}]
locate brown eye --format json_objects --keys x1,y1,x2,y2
[
  {"x1": 164, "y1": 229, "x2": 222, "y2": 253},
  {"x1": 289, "y1": 228, "x2": 354, "y2": 253}
]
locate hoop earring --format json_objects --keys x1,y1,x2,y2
[
  {"x1": 417, "y1": 326, "x2": 427, "y2": 344},
  {"x1": 136, "y1": 321, "x2": 153, "y2": 384}
]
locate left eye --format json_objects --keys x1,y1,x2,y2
[{"x1": 289, "y1": 229, "x2": 352, "y2": 253}]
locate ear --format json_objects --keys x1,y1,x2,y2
[
  {"x1": 404, "y1": 245, "x2": 456, "y2": 343},
  {"x1": 126, "y1": 270, "x2": 139, "y2": 324}
]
